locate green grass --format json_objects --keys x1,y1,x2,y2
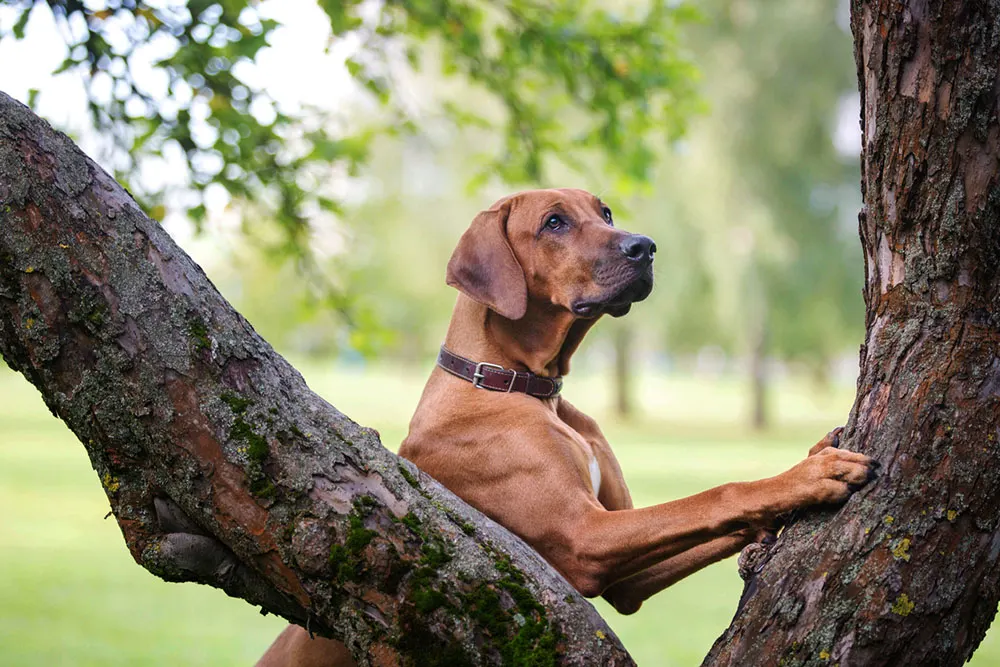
[{"x1": 1, "y1": 363, "x2": 998, "y2": 666}]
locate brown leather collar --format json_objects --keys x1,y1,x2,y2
[{"x1": 437, "y1": 346, "x2": 563, "y2": 399}]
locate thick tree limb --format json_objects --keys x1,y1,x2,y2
[
  {"x1": 0, "y1": 91, "x2": 633, "y2": 666},
  {"x1": 703, "y1": 2, "x2": 1000, "y2": 665}
]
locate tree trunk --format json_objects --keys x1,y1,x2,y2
[
  {"x1": 612, "y1": 325, "x2": 634, "y2": 419},
  {"x1": 703, "y1": 1, "x2": 1000, "y2": 664},
  {"x1": 0, "y1": 92, "x2": 633, "y2": 667},
  {"x1": 749, "y1": 322, "x2": 768, "y2": 431}
]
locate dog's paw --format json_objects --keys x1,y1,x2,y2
[{"x1": 784, "y1": 446, "x2": 877, "y2": 508}]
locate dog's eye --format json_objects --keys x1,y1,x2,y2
[
  {"x1": 602, "y1": 207, "x2": 614, "y2": 226},
  {"x1": 544, "y1": 214, "x2": 565, "y2": 231}
]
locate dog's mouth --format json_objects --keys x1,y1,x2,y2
[{"x1": 571, "y1": 275, "x2": 654, "y2": 318}]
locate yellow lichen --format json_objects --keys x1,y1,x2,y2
[
  {"x1": 24, "y1": 266, "x2": 34, "y2": 273},
  {"x1": 102, "y1": 472, "x2": 121, "y2": 493},
  {"x1": 946, "y1": 509, "x2": 958, "y2": 522},
  {"x1": 595, "y1": 630, "x2": 606, "y2": 640},
  {"x1": 25, "y1": 318, "x2": 34, "y2": 329},
  {"x1": 819, "y1": 650, "x2": 831, "y2": 660},
  {"x1": 891, "y1": 593, "x2": 915, "y2": 616},
  {"x1": 891, "y1": 538, "x2": 911, "y2": 562},
  {"x1": 883, "y1": 515, "x2": 894, "y2": 526}
]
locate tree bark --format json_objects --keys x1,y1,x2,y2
[
  {"x1": 704, "y1": 1, "x2": 1000, "y2": 665},
  {"x1": 0, "y1": 91, "x2": 633, "y2": 667}
]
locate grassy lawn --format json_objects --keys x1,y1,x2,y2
[{"x1": 1, "y1": 362, "x2": 997, "y2": 665}]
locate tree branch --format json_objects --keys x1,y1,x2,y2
[{"x1": 0, "y1": 91, "x2": 633, "y2": 666}]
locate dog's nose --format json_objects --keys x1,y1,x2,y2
[{"x1": 620, "y1": 235, "x2": 656, "y2": 263}]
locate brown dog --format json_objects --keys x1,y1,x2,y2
[{"x1": 258, "y1": 189, "x2": 874, "y2": 666}]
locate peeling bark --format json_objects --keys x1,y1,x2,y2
[
  {"x1": 703, "y1": 2, "x2": 1000, "y2": 665},
  {"x1": 0, "y1": 91, "x2": 633, "y2": 666}
]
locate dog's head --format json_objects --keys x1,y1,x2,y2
[{"x1": 446, "y1": 188, "x2": 655, "y2": 321}]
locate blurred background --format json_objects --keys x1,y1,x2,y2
[{"x1": 0, "y1": 0, "x2": 996, "y2": 665}]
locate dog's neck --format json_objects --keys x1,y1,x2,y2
[{"x1": 443, "y1": 294, "x2": 597, "y2": 377}]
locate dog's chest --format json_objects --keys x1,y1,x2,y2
[
  {"x1": 562, "y1": 423, "x2": 604, "y2": 498},
  {"x1": 588, "y1": 454, "x2": 602, "y2": 496}
]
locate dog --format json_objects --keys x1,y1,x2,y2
[{"x1": 257, "y1": 188, "x2": 874, "y2": 666}]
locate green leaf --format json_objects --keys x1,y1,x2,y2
[{"x1": 11, "y1": 7, "x2": 31, "y2": 40}]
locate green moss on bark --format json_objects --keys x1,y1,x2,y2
[
  {"x1": 398, "y1": 463, "x2": 420, "y2": 489},
  {"x1": 188, "y1": 318, "x2": 211, "y2": 351},
  {"x1": 220, "y1": 391, "x2": 251, "y2": 414}
]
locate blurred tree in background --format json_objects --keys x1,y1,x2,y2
[
  {"x1": 0, "y1": 0, "x2": 864, "y2": 427},
  {"x1": 630, "y1": 0, "x2": 864, "y2": 426}
]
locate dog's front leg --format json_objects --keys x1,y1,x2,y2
[
  {"x1": 601, "y1": 528, "x2": 766, "y2": 614},
  {"x1": 598, "y1": 428, "x2": 851, "y2": 613},
  {"x1": 556, "y1": 444, "x2": 873, "y2": 598}
]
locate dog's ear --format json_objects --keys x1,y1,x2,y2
[{"x1": 446, "y1": 202, "x2": 528, "y2": 321}]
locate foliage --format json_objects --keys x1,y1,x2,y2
[{"x1": 2, "y1": 0, "x2": 699, "y2": 253}]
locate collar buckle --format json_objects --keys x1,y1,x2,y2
[{"x1": 472, "y1": 362, "x2": 507, "y2": 390}]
